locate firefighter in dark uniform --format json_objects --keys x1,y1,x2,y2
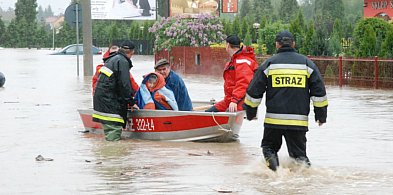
[
  {"x1": 93, "y1": 40, "x2": 136, "y2": 141},
  {"x1": 243, "y1": 31, "x2": 328, "y2": 171}
]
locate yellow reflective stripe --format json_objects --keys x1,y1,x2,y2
[
  {"x1": 245, "y1": 98, "x2": 260, "y2": 108},
  {"x1": 313, "y1": 100, "x2": 328, "y2": 107},
  {"x1": 99, "y1": 66, "x2": 113, "y2": 77},
  {"x1": 265, "y1": 118, "x2": 308, "y2": 127},
  {"x1": 92, "y1": 113, "x2": 124, "y2": 123},
  {"x1": 268, "y1": 69, "x2": 310, "y2": 77},
  {"x1": 311, "y1": 96, "x2": 328, "y2": 107}
]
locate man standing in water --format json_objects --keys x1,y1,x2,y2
[
  {"x1": 93, "y1": 40, "x2": 136, "y2": 141},
  {"x1": 243, "y1": 30, "x2": 328, "y2": 171}
]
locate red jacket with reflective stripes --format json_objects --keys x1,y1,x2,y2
[{"x1": 215, "y1": 46, "x2": 258, "y2": 111}]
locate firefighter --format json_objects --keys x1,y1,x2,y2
[
  {"x1": 243, "y1": 30, "x2": 328, "y2": 171},
  {"x1": 93, "y1": 40, "x2": 137, "y2": 141}
]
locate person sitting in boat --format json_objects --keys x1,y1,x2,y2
[
  {"x1": 135, "y1": 72, "x2": 179, "y2": 110},
  {"x1": 92, "y1": 42, "x2": 139, "y2": 96},
  {"x1": 154, "y1": 59, "x2": 193, "y2": 111}
]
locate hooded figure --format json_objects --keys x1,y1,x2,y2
[{"x1": 135, "y1": 72, "x2": 178, "y2": 110}]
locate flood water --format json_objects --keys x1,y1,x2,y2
[{"x1": 1, "y1": 48, "x2": 393, "y2": 194}]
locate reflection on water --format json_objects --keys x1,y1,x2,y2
[{"x1": 0, "y1": 49, "x2": 393, "y2": 194}]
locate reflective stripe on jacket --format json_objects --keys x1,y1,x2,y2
[
  {"x1": 93, "y1": 51, "x2": 135, "y2": 126},
  {"x1": 216, "y1": 46, "x2": 258, "y2": 111},
  {"x1": 244, "y1": 47, "x2": 328, "y2": 130}
]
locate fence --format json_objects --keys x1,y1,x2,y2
[{"x1": 257, "y1": 56, "x2": 393, "y2": 89}]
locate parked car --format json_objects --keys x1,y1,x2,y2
[{"x1": 50, "y1": 44, "x2": 102, "y2": 55}]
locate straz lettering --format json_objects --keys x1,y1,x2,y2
[
  {"x1": 272, "y1": 75, "x2": 306, "y2": 88},
  {"x1": 131, "y1": 118, "x2": 155, "y2": 131}
]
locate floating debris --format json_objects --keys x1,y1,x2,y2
[
  {"x1": 188, "y1": 153, "x2": 203, "y2": 156},
  {"x1": 35, "y1": 155, "x2": 53, "y2": 161},
  {"x1": 120, "y1": 171, "x2": 135, "y2": 176}
]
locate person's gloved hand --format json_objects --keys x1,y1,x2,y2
[{"x1": 242, "y1": 104, "x2": 257, "y2": 121}]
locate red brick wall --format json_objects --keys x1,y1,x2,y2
[{"x1": 155, "y1": 46, "x2": 230, "y2": 76}]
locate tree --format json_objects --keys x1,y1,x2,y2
[
  {"x1": 253, "y1": 0, "x2": 273, "y2": 22},
  {"x1": 314, "y1": 0, "x2": 344, "y2": 34},
  {"x1": 328, "y1": 19, "x2": 343, "y2": 56},
  {"x1": 239, "y1": 0, "x2": 252, "y2": 19},
  {"x1": 299, "y1": 22, "x2": 314, "y2": 55},
  {"x1": 352, "y1": 18, "x2": 393, "y2": 57},
  {"x1": 280, "y1": 0, "x2": 299, "y2": 23},
  {"x1": 14, "y1": 0, "x2": 38, "y2": 47},
  {"x1": 0, "y1": 16, "x2": 5, "y2": 46},
  {"x1": 380, "y1": 29, "x2": 393, "y2": 58}
]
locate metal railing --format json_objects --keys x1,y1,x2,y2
[{"x1": 257, "y1": 56, "x2": 393, "y2": 89}]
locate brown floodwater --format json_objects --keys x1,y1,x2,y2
[{"x1": 0, "y1": 48, "x2": 392, "y2": 194}]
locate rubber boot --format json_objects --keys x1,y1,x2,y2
[
  {"x1": 265, "y1": 155, "x2": 279, "y2": 171},
  {"x1": 263, "y1": 148, "x2": 279, "y2": 171}
]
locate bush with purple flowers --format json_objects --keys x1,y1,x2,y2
[{"x1": 149, "y1": 14, "x2": 226, "y2": 52}]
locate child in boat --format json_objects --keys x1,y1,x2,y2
[{"x1": 135, "y1": 72, "x2": 178, "y2": 110}]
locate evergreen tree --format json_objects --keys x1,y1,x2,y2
[
  {"x1": 289, "y1": 11, "x2": 306, "y2": 51},
  {"x1": 232, "y1": 16, "x2": 241, "y2": 36},
  {"x1": 328, "y1": 19, "x2": 343, "y2": 56},
  {"x1": 14, "y1": 0, "x2": 38, "y2": 48},
  {"x1": 243, "y1": 30, "x2": 252, "y2": 46},
  {"x1": 240, "y1": 18, "x2": 249, "y2": 39},
  {"x1": 358, "y1": 25, "x2": 376, "y2": 57},
  {"x1": 314, "y1": 0, "x2": 344, "y2": 34},
  {"x1": 280, "y1": 0, "x2": 299, "y2": 23},
  {"x1": 0, "y1": 16, "x2": 5, "y2": 46},
  {"x1": 239, "y1": 0, "x2": 252, "y2": 19},
  {"x1": 253, "y1": 0, "x2": 273, "y2": 22},
  {"x1": 299, "y1": 22, "x2": 314, "y2": 55},
  {"x1": 44, "y1": 5, "x2": 54, "y2": 18},
  {"x1": 380, "y1": 30, "x2": 393, "y2": 58}
]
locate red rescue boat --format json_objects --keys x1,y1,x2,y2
[{"x1": 78, "y1": 102, "x2": 245, "y2": 142}]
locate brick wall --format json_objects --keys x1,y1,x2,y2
[{"x1": 155, "y1": 46, "x2": 230, "y2": 76}]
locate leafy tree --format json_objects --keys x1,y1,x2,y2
[
  {"x1": 357, "y1": 25, "x2": 376, "y2": 57},
  {"x1": 380, "y1": 29, "x2": 393, "y2": 58},
  {"x1": 259, "y1": 22, "x2": 289, "y2": 54},
  {"x1": 280, "y1": 0, "x2": 299, "y2": 23},
  {"x1": 352, "y1": 18, "x2": 393, "y2": 57}
]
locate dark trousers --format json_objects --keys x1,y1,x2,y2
[{"x1": 261, "y1": 127, "x2": 310, "y2": 165}]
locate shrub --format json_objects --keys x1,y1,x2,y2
[{"x1": 149, "y1": 14, "x2": 226, "y2": 52}]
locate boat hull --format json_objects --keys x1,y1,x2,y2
[{"x1": 78, "y1": 109, "x2": 245, "y2": 142}]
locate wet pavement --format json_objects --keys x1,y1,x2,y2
[{"x1": 0, "y1": 48, "x2": 393, "y2": 194}]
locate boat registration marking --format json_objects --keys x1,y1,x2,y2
[{"x1": 131, "y1": 118, "x2": 155, "y2": 131}]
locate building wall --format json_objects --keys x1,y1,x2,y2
[
  {"x1": 155, "y1": 46, "x2": 230, "y2": 76},
  {"x1": 364, "y1": 0, "x2": 393, "y2": 20}
]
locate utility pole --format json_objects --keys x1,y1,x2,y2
[{"x1": 81, "y1": 0, "x2": 93, "y2": 76}]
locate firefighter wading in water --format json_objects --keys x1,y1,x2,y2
[
  {"x1": 93, "y1": 40, "x2": 137, "y2": 141},
  {"x1": 243, "y1": 30, "x2": 328, "y2": 171}
]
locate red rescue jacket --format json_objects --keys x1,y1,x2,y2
[{"x1": 215, "y1": 46, "x2": 258, "y2": 111}]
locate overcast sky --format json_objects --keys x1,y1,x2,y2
[{"x1": 0, "y1": 0, "x2": 72, "y2": 14}]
